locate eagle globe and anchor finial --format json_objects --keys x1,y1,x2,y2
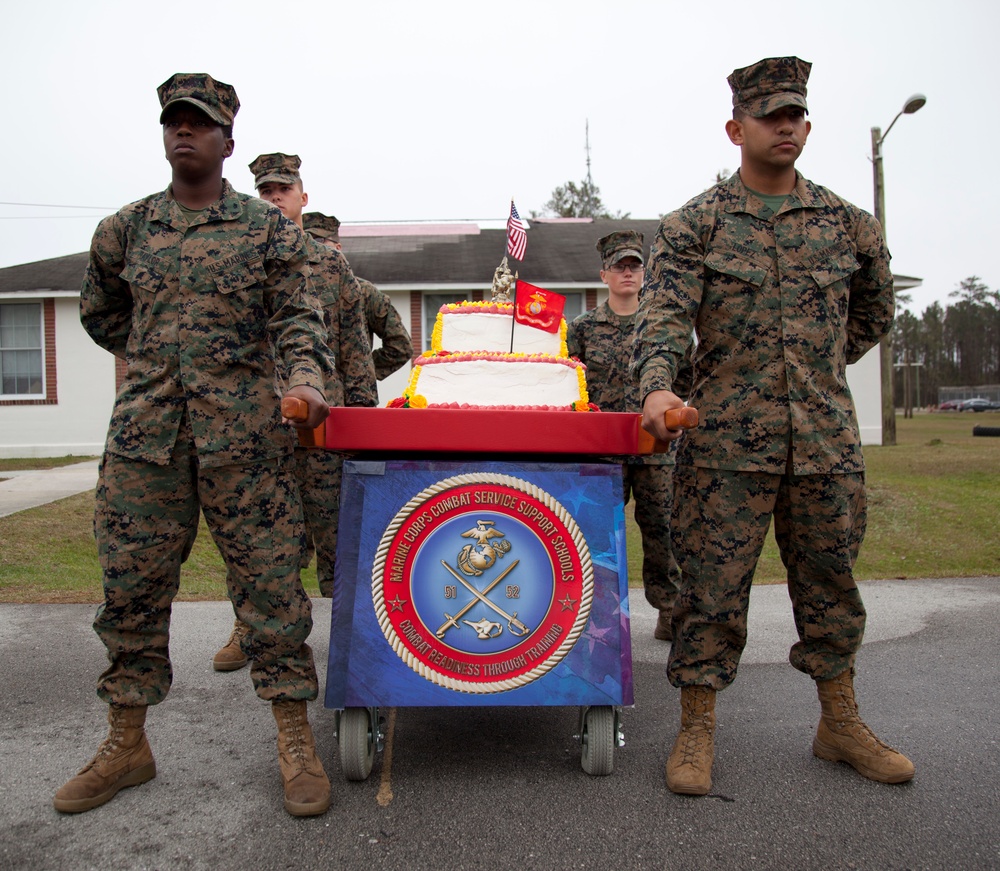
[
  {"x1": 493, "y1": 256, "x2": 549, "y2": 315},
  {"x1": 491, "y1": 256, "x2": 518, "y2": 303}
]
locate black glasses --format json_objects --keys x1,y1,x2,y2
[{"x1": 607, "y1": 262, "x2": 643, "y2": 273}]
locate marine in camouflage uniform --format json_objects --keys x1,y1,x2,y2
[
  {"x1": 633, "y1": 57, "x2": 914, "y2": 795},
  {"x1": 55, "y1": 74, "x2": 335, "y2": 819},
  {"x1": 236, "y1": 157, "x2": 377, "y2": 616},
  {"x1": 358, "y1": 278, "x2": 413, "y2": 379},
  {"x1": 295, "y1": 239, "x2": 378, "y2": 599},
  {"x1": 566, "y1": 230, "x2": 680, "y2": 640},
  {"x1": 304, "y1": 212, "x2": 414, "y2": 381}
]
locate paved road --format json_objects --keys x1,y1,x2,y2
[{"x1": 2, "y1": 578, "x2": 998, "y2": 871}]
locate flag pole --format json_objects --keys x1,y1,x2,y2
[
  {"x1": 505, "y1": 198, "x2": 530, "y2": 351},
  {"x1": 504, "y1": 197, "x2": 514, "y2": 261},
  {"x1": 506, "y1": 198, "x2": 518, "y2": 353},
  {"x1": 510, "y1": 279, "x2": 516, "y2": 353}
]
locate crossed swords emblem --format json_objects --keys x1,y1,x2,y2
[{"x1": 435, "y1": 558, "x2": 530, "y2": 640}]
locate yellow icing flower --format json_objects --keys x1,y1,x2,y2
[{"x1": 409, "y1": 394, "x2": 428, "y2": 408}]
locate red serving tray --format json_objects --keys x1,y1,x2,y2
[{"x1": 320, "y1": 408, "x2": 666, "y2": 456}]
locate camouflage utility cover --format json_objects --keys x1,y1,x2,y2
[
  {"x1": 303, "y1": 212, "x2": 340, "y2": 242},
  {"x1": 250, "y1": 152, "x2": 302, "y2": 188},
  {"x1": 728, "y1": 56, "x2": 811, "y2": 118},
  {"x1": 157, "y1": 73, "x2": 240, "y2": 125},
  {"x1": 597, "y1": 230, "x2": 644, "y2": 268},
  {"x1": 81, "y1": 180, "x2": 332, "y2": 468},
  {"x1": 632, "y1": 171, "x2": 893, "y2": 476}
]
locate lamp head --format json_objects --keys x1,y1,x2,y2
[{"x1": 902, "y1": 93, "x2": 927, "y2": 114}]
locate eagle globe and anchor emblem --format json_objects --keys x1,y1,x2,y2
[
  {"x1": 523, "y1": 291, "x2": 549, "y2": 317},
  {"x1": 372, "y1": 474, "x2": 594, "y2": 694},
  {"x1": 457, "y1": 520, "x2": 511, "y2": 576}
]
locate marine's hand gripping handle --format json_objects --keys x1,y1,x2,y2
[
  {"x1": 280, "y1": 396, "x2": 322, "y2": 447},
  {"x1": 663, "y1": 406, "x2": 699, "y2": 430},
  {"x1": 281, "y1": 397, "x2": 309, "y2": 422}
]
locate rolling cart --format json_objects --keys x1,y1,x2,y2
[{"x1": 296, "y1": 407, "x2": 686, "y2": 778}]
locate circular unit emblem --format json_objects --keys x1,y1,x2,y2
[{"x1": 372, "y1": 473, "x2": 593, "y2": 694}]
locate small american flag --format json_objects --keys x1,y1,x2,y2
[{"x1": 506, "y1": 200, "x2": 527, "y2": 261}]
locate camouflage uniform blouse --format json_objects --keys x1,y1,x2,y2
[
  {"x1": 303, "y1": 236, "x2": 378, "y2": 407},
  {"x1": 357, "y1": 278, "x2": 413, "y2": 381},
  {"x1": 633, "y1": 172, "x2": 893, "y2": 475},
  {"x1": 81, "y1": 181, "x2": 332, "y2": 468},
  {"x1": 567, "y1": 302, "x2": 671, "y2": 467}
]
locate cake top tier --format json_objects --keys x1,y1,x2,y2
[{"x1": 431, "y1": 301, "x2": 568, "y2": 357}]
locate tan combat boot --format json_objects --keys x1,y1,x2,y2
[
  {"x1": 53, "y1": 705, "x2": 156, "y2": 813},
  {"x1": 213, "y1": 618, "x2": 250, "y2": 671},
  {"x1": 272, "y1": 700, "x2": 331, "y2": 816},
  {"x1": 665, "y1": 686, "x2": 716, "y2": 795},
  {"x1": 813, "y1": 669, "x2": 915, "y2": 783}
]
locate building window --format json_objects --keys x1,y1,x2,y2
[
  {"x1": 562, "y1": 292, "x2": 583, "y2": 322},
  {"x1": 422, "y1": 293, "x2": 467, "y2": 352},
  {"x1": 0, "y1": 302, "x2": 44, "y2": 397}
]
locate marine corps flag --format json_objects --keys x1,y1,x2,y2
[{"x1": 514, "y1": 281, "x2": 565, "y2": 334}]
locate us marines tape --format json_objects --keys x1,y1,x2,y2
[{"x1": 372, "y1": 473, "x2": 593, "y2": 693}]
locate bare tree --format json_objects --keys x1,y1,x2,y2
[
  {"x1": 537, "y1": 121, "x2": 630, "y2": 219},
  {"x1": 541, "y1": 179, "x2": 628, "y2": 219}
]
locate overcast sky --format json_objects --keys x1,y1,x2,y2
[{"x1": 1, "y1": 0, "x2": 994, "y2": 315}]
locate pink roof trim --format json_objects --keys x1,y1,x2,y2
[{"x1": 340, "y1": 223, "x2": 481, "y2": 237}]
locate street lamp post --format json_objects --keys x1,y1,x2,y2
[{"x1": 872, "y1": 93, "x2": 926, "y2": 446}]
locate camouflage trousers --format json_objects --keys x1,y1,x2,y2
[
  {"x1": 623, "y1": 463, "x2": 681, "y2": 614},
  {"x1": 668, "y1": 465, "x2": 867, "y2": 690},
  {"x1": 92, "y1": 427, "x2": 317, "y2": 707},
  {"x1": 291, "y1": 447, "x2": 344, "y2": 598}
]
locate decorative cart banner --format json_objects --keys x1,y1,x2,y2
[{"x1": 325, "y1": 460, "x2": 632, "y2": 708}]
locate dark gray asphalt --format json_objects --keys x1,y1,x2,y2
[{"x1": 1, "y1": 578, "x2": 998, "y2": 871}]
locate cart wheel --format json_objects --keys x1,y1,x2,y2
[
  {"x1": 580, "y1": 706, "x2": 615, "y2": 776},
  {"x1": 339, "y1": 707, "x2": 375, "y2": 781}
]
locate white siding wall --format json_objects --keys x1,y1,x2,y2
[
  {"x1": 0, "y1": 297, "x2": 115, "y2": 458},
  {"x1": 375, "y1": 291, "x2": 413, "y2": 407},
  {"x1": 847, "y1": 345, "x2": 883, "y2": 446}
]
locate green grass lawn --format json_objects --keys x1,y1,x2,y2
[
  {"x1": 0, "y1": 455, "x2": 96, "y2": 471},
  {"x1": 1, "y1": 413, "x2": 997, "y2": 603},
  {"x1": 623, "y1": 412, "x2": 999, "y2": 585}
]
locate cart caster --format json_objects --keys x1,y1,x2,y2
[
  {"x1": 338, "y1": 706, "x2": 379, "y2": 781},
  {"x1": 579, "y1": 705, "x2": 619, "y2": 776}
]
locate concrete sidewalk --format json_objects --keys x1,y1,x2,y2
[
  {"x1": 2, "y1": 577, "x2": 999, "y2": 871},
  {"x1": 0, "y1": 459, "x2": 99, "y2": 517}
]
